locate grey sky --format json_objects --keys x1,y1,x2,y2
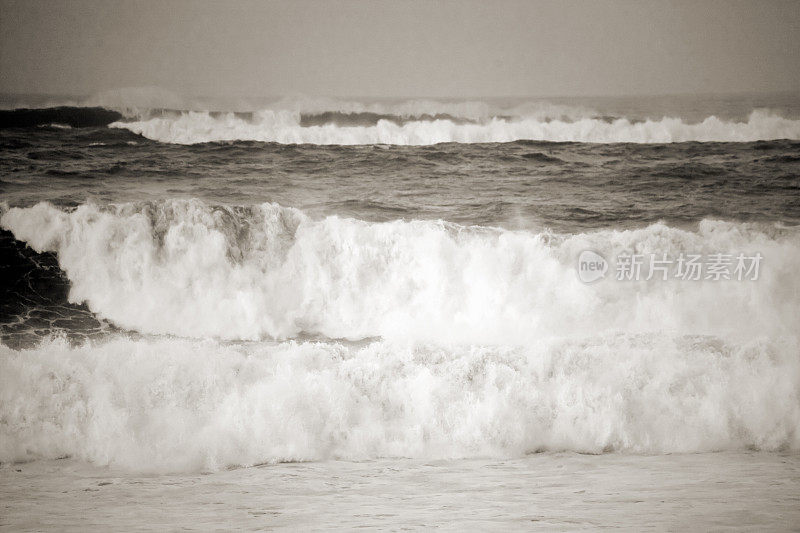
[{"x1": 1, "y1": 0, "x2": 798, "y2": 98}]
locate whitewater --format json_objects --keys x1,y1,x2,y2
[
  {"x1": 111, "y1": 108, "x2": 800, "y2": 145},
  {"x1": 4, "y1": 90, "x2": 800, "y2": 144},
  {"x1": 2, "y1": 200, "x2": 799, "y2": 343},
  {"x1": 1, "y1": 198, "x2": 798, "y2": 471}
]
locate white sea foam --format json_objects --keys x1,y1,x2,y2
[
  {"x1": 111, "y1": 109, "x2": 800, "y2": 144},
  {"x1": 2, "y1": 200, "x2": 799, "y2": 472},
  {"x1": 5, "y1": 88, "x2": 798, "y2": 144},
  {"x1": 1, "y1": 333, "x2": 798, "y2": 472},
  {"x1": 1, "y1": 200, "x2": 798, "y2": 343}
]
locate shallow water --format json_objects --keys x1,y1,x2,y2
[{"x1": 2, "y1": 453, "x2": 799, "y2": 531}]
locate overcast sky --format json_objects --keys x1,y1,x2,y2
[{"x1": 1, "y1": 0, "x2": 798, "y2": 99}]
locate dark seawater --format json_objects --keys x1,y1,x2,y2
[
  {"x1": 1, "y1": 96, "x2": 799, "y2": 530},
  {"x1": 2, "y1": 125, "x2": 800, "y2": 229}
]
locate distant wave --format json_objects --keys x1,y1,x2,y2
[
  {"x1": 299, "y1": 111, "x2": 479, "y2": 127},
  {"x1": 5, "y1": 88, "x2": 800, "y2": 143},
  {"x1": 112, "y1": 109, "x2": 800, "y2": 144}
]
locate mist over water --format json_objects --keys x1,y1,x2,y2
[{"x1": 1, "y1": 93, "x2": 799, "y2": 474}]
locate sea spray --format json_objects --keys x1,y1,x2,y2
[
  {"x1": 1, "y1": 333, "x2": 798, "y2": 472},
  {"x1": 2, "y1": 200, "x2": 798, "y2": 343},
  {"x1": 113, "y1": 109, "x2": 800, "y2": 145}
]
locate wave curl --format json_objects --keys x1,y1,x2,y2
[{"x1": 2, "y1": 200, "x2": 798, "y2": 343}]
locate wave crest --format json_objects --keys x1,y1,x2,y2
[
  {"x1": 111, "y1": 109, "x2": 800, "y2": 145},
  {"x1": 2, "y1": 200, "x2": 798, "y2": 343},
  {"x1": 2, "y1": 200, "x2": 799, "y2": 472}
]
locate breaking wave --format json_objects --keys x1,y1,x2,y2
[
  {"x1": 2, "y1": 200, "x2": 798, "y2": 343},
  {"x1": 0, "y1": 333, "x2": 797, "y2": 472},
  {"x1": 1, "y1": 199, "x2": 799, "y2": 471},
  {"x1": 111, "y1": 109, "x2": 800, "y2": 145},
  {"x1": 4, "y1": 88, "x2": 800, "y2": 144}
]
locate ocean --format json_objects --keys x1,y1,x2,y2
[{"x1": 1, "y1": 91, "x2": 799, "y2": 530}]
